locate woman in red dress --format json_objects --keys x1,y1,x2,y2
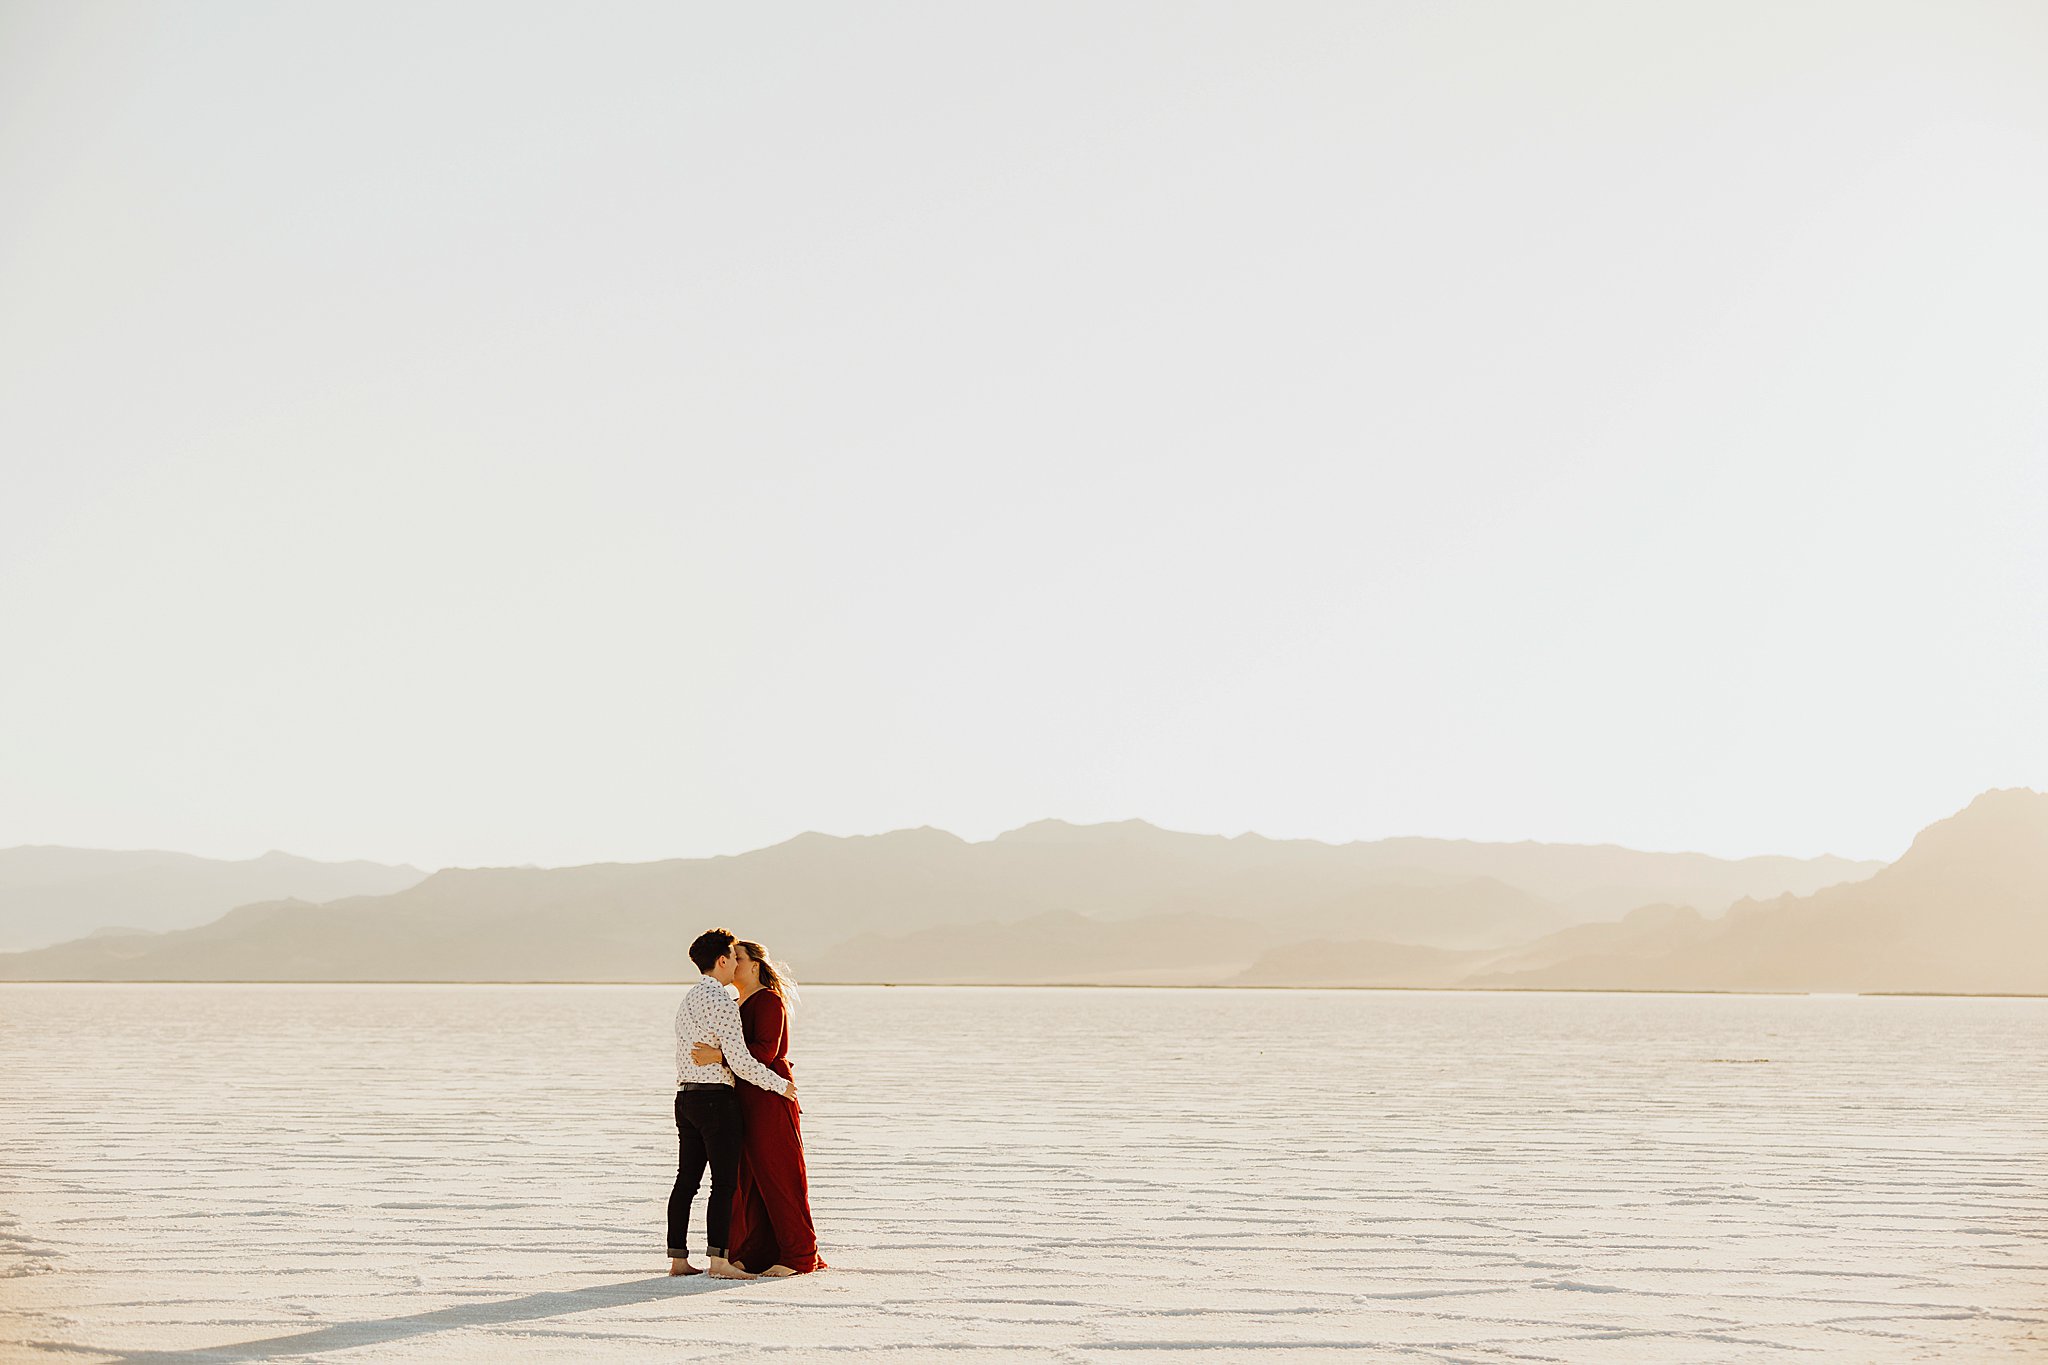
[{"x1": 690, "y1": 940, "x2": 826, "y2": 1276}]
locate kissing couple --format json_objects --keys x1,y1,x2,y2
[{"x1": 667, "y1": 927, "x2": 827, "y2": 1279}]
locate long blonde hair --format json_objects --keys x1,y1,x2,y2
[{"x1": 736, "y1": 940, "x2": 800, "y2": 1012}]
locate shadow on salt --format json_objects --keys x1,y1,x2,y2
[{"x1": 105, "y1": 1276, "x2": 751, "y2": 1362}]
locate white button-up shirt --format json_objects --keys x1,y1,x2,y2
[{"x1": 675, "y1": 975, "x2": 793, "y2": 1096}]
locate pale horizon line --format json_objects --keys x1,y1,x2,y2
[
  {"x1": 1, "y1": 979, "x2": 2043, "y2": 1001},
  {"x1": 15, "y1": 800, "x2": 1977, "y2": 877}
]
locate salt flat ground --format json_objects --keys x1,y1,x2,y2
[{"x1": 0, "y1": 985, "x2": 2042, "y2": 1363}]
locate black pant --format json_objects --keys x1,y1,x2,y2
[{"x1": 669, "y1": 1087, "x2": 743, "y2": 1259}]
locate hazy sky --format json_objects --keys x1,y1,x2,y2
[{"x1": 3, "y1": 1, "x2": 2044, "y2": 870}]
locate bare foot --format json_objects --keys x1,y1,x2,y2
[
  {"x1": 707, "y1": 1257, "x2": 756, "y2": 1280},
  {"x1": 759, "y1": 1265, "x2": 798, "y2": 1277},
  {"x1": 669, "y1": 1258, "x2": 702, "y2": 1276}
]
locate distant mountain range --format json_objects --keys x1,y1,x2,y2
[
  {"x1": 1464, "y1": 788, "x2": 2048, "y2": 995},
  {"x1": 0, "y1": 847, "x2": 427, "y2": 952},
  {"x1": 1224, "y1": 789, "x2": 2048, "y2": 994},
  {"x1": 8, "y1": 794, "x2": 2041, "y2": 993},
  {"x1": 0, "y1": 814, "x2": 1893, "y2": 985}
]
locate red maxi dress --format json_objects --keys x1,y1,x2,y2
[{"x1": 726, "y1": 989, "x2": 826, "y2": 1274}]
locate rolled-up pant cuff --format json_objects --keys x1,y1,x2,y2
[{"x1": 707, "y1": 1245, "x2": 725, "y2": 1259}]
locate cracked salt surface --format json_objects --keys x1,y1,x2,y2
[{"x1": 0, "y1": 983, "x2": 2042, "y2": 1362}]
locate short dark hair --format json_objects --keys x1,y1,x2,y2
[{"x1": 689, "y1": 927, "x2": 736, "y2": 974}]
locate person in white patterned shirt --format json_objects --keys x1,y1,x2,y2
[{"x1": 668, "y1": 927, "x2": 797, "y2": 1279}]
